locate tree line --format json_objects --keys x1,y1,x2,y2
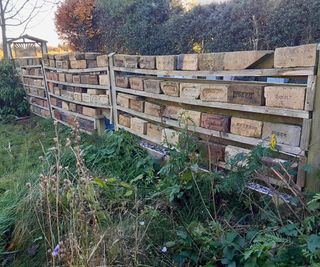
[{"x1": 55, "y1": 0, "x2": 320, "y2": 55}]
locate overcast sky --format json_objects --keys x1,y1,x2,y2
[{"x1": 6, "y1": 0, "x2": 223, "y2": 46}]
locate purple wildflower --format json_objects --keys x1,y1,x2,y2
[
  {"x1": 52, "y1": 244, "x2": 60, "y2": 257},
  {"x1": 161, "y1": 246, "x2": 168, "y2": 253}
]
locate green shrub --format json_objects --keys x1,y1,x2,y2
[{"x1": 0, "y1": 61, "x2": 29, "y2": 122}]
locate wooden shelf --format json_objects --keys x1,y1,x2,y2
[
  {"x1": 30, "y1": 102, "x2": 50, "y2": 111},
  {"x1": 115, "y1": 87, "x2": 310, "y2": 119},
  {"x1": 31, "y1": 111, "x2": 49, "y2": 120},
  {"x1": 21, "y1": 65, "x2": 42, "y2": 68},
  {"x1": 51, "y1": 105, "x2": 105, "y2": 121},
  {"x1": 22, "y1": 84, "x2": 45, "y2": 90},
  {"x1": 116, "y1": 105, "x2": 303, "y2": 156},
  {"x1": 45, "y1": 66, "x2": 108, "y2": 73},
  {"x1": 22, "y1": 74, "x2": 43, "y2": 79},
  {"x1": 47, "y1": 79, "x2": 109, "y2": 90},
  {"x1": 52, "y1": 117, "x2": 93, "y2": 135},
  {"x1": 27, "y1": 93, "x2": 48, "y2": 100},
  {"x1": 112, "y1": 66, "x2": 315, "y2": 78},
  {"x1": 49, "y1": 93, "x2": 110, "y2": 109}
]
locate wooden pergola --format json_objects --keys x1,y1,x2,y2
[{"x1": 7, "y1": 34, "x2": 48, "y2": 59}]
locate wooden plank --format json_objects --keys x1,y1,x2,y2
[
  {"x1": 46, "y1": 79, "x2": 108, "y2": 90},
  {"x1": 109, "y1": 53, "x2": 118, "y2": 127},
  {"x1": 116, "y1": 105, "x2": 303, "y2": 155},
  {"x1": 305, "y1": 75, "x2": 317, "y2": 111},
  {"x1": 115, "y1": 87, "x2": 310, "y2": 119},
  {"x1": 112, "y1": 66, "x2": 316, "y2": 78},
  {"x1": 300, "y1": 119, "x2": 312, "y2": 151},
  {"x1": 44, "y1": 66, "x2": 108, "y2": 73}
]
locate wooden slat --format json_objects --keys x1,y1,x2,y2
[
  {"x1": 300, "y1": 119, "x2": 312, "y2": 151},
  {"x1": 51, "y1": 105, "x2": 104, "y2": 121},
  {"x1": 44, "y1": 66, "x2": 108, "y2": 73},
  {"x1": 115, "y1": 87, "x2": 310, "y2": 119},
  {"x1": 26, "y1": 93, "x2": 47, "y2": 100},
  {"x1": 109, "y1": 53, "x2": 118, "y2": 127},
  {"x1": 47, "y1": 79, "x2": 109, "y2": 90},
  {"x1": 116, "y1": 105, "x2": 304, "y2": 156},
  {"x1": 22, "y1": 84, "x2": 45, "y2": 90},
  {"x1": 49, "y1": 93, "x2": 110, "y2": 109},
  {"x1": 113, "y1": 66, "x2": 315, "y2": 77},
  {"x1": 22, "y1": 74, "x2": 43, "y2": 79},
  {"x1": 20, "y1": 65, "x2": 42, "y2": 68}
]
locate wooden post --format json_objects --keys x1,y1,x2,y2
[
  {"x1": 108, "y1": 53, "x2": 118, "y2": 129},
  {"x1": 306, "y1": 50, "x2": 320, "y2": 192},
  {"x1": 42, "y1": 60, "x2": 53, "y2": 119}
]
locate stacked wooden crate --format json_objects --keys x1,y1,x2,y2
[
  {"x1": 110, "y1": 44, "x2": 318, "y2": 189},
  {"x1": 43, "y1": 52, "x2": 110, "y2": 134},
  {"x1": 18, "y1": 57, "x2": 51, "y2": 118}
]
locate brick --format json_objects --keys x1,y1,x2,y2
[
  {"x1": 70, "y1": 60, "x2": 86, "y2": 69},
  {"x1": 180, "y1": 83, "x2": 201, "y2": 99},
  {"x1": 65, "y1": 74, "x2": 73, "y2": 83},
  {"x1": 117, "y1": 93, "x2": 130, "y2": 108},
  {"x1": 264, "y1": 86, "x2": 306, "y2": 110},
  {"x1": 200, "y1": 85, "x2": 228, "y2": 102},
  {"x1": 139, "y1": 56, "x2": 156, "y2": 69},
  {"x1": 201, "y1": 113, "x2": 231, "y2": 132},
  {"x1": 74, "y1": 87, "x2": 82, "y2": 93},
  {"x1": 144, "y1": 102, "x2": 162, "y2": 117},
  {"x1": 87, "y1": 75, "x2": 99, "y2": 85},
  {"x1": 262, "y1": 122, "x2": 301, "y2": 147},
  {"x1": 84, "y1": 52, "x2": 100, "y2": 60},
  {"x1": 114, "y1": 54, "x2": 138, "y2": 68},
  {"x1": 118, "y1": 113, "x2": 131, "y2": 128},
  {"x1": 83, "y1": 107, "x2": 101, "y2": 117},
  {"x1": 224, "y1": 50, "x2": 272, "y2": 70},
  {"x1": 147, "y1": 123, "x2": 162, "y2": 141},
  {"x1": 58, "y1": 73, "x2": 66, "y2": 82},
  {"x1": 115, "y1": 76, "x2": 129, "y2": 88},
  {"x1": 228, "y1": 85, "x2": 264, "y2": 106},
  {"x1": 98, "y1": 94, "x2": 109, "y2": 105},
  {"x1": 97, "y1": 55, "x2": 109, "y2": 67},
  {"x1": 177, "y1": 54, "x2": 198, "y2": 70},
  {"x1": 87, "y1": 89, "x2": 101, "y2": 95},
  {"x1": 131, "y1": 117, "x2": 147, "y2": 134},
  {"x1": 99, "y1": 74, "x2": 110, "y2": 86},
  {"x1": 74, "y1": 92, "x2": 82, "y2": 102},
  {"x1": 129, "y1": 98, "x2": 144, "y2": 112},
  {"x1": 90, "y1": 95, "x2": 100, "y2": 104},
  {"x1": 49, "y1": 60, "x2": 56, "y2": 67},
  {"x1": 129, "y1": 77, "x2": 144, "y2": 90},
  {"x1": 80, "y1": 75, "x2": 89, "y2": 84},
  {"x1": 181, "y1": 110, "x2": 201, "y2": 126},
  {"x1": 55, "y1": 54, "x2": 69, "y2": 60},
  {"x1": 274, "y1": 44, "x2": 317, "y2": 68},
  {"x1": 144, "y1": 79, "x2": 161, "y2": 94},
  {"x1": 199, "y1": 141, "x2": 226, "y2": 164},
  {"x1": 162, "y1": 128, "x2": 179, "y2": 146},
  {"x1": 82, "y1": 93, "x2": 91, "y2": 103},
  {"x1": 160, "y1": 81, "x2": 180, "y2": 97},
  {"x1": 76, "y1": 105, "x2": 83, "y2": 114},
  {"x1": 87, "y1": 60, "x2": 98, "y2": 68},
  {"x1": 54, "y1": 87, "x2": 61, "y2": 95},
  {"x1": 225, "y1": 145, "x2": 250, "y2": 166},
  {"x1": 230, "y1": 117, "x2": 263, "y2": 138},
  {"x1": 156, "y1": 55, "x2": 176, "y2": 70},
  {"x1": 62, "y1": 101, "x2": 69, "y2": 111},
  {"x1": 69, "y1": 103, "x2": 77, "y2": 112},
  {"x1": 69, "y1": 52, "x2": 85, "y2": 60},
  {"x1": 61, "y1": 61, "x2": 69, "y2": 69},
  {"x1": 163, "y1": 105, "x2": 184, "y2": 120},
  {"x1": 73, "y1": 75, "x2": 81, "y2": 84}
]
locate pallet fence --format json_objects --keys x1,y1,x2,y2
[{"x1": 14, "y1": 44, "x2": 320, "y2": 192}]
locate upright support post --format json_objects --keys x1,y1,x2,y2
[
  {"x1": 306, "y1": 50, "x2": 320, "y2": 192},
  {"x1": 108, "y1": 53, "x2": 118, "y2": 130}
]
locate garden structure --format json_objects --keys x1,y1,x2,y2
[{"x1": 16, "y1": 44, "x2": 320, "y2": 192}]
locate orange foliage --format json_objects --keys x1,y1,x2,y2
[{"x1": 55, "y1": 0, "x2": 100, "y2": 51}]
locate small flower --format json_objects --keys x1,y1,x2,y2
[
  {"x1": 161, "y1": 246, "x2": 168, "y2": 253},
  {"x1": 270, "y1": 134, "x2": 277, "y2": 151},
  {"x1": 139, "y1": 221, "x2": 145, "y2": 226},
  {"x1": 52, "y1": 244, "x2": 60, "y2": 257}
]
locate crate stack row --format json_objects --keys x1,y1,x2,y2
[
  {"x1": 110, "y1": 44, "x2": 318, "y2": 189},
  {"x1": 18, "y1": 57, "x2": 51, "y2": 118},
  {"x1": 43, "y1": 52, "x2": 110, "y2": 134}
]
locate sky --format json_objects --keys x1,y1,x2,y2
[{"x1": 6, "y1": 0, "x2": 223, "y2": 46}]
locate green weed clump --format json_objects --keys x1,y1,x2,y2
[{"x1": 0, "y1": 118, "x2": 320, "y2": 267}]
